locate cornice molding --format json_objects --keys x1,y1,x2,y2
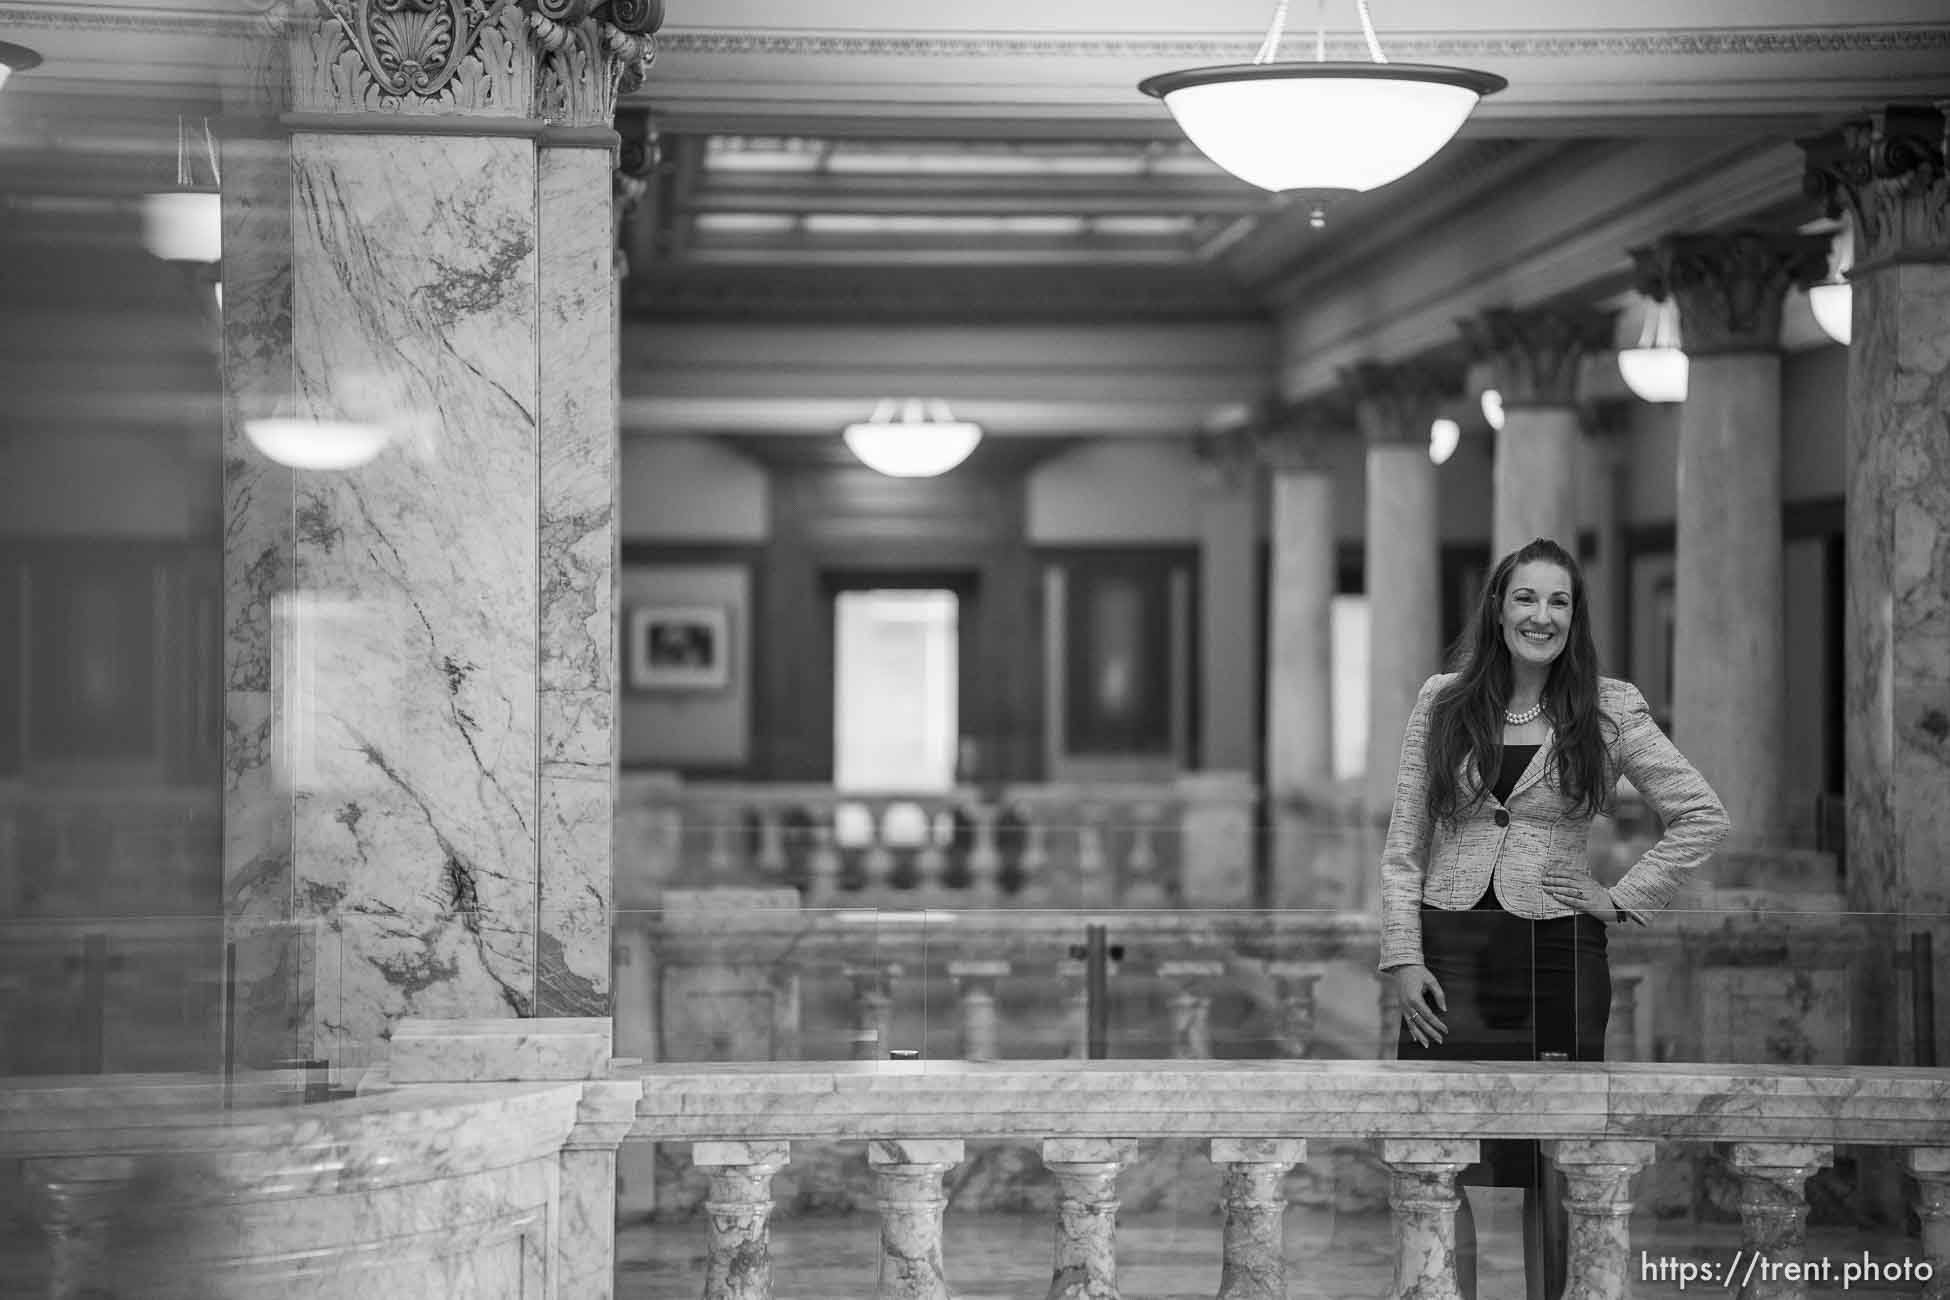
[{"x1": 654, "y1": 25, "x2": 1950, "y2": 61}]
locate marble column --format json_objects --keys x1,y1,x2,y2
[
  {"x1": 1346, "y1": 363, "x2": 1451, "y2": 821},
  {"x1": 1803, "y1": 105, "x2": 1950, "y2": 917},
  {"x1": 1194, "y1": 424, "x2": 1262, "y2": 774},
  {"x1": 221, "y1": 2, "x2": 658, "y2": 1061},
  {"x1": 1042, "y1": 1138, "x2": 1136, "y2": 1300},
  {"x1": 1462, "y1": 306, "x2": 1611, "y2": 560},
  {"x1": 1259, "y1": 405, "x2": 1348, "y2": 908},
  {"x1": 1631, "y1": 230, "x2": 1828, "y2": 849},
  {"x1": 1905, "y1": 1148, "x2": 1950, "y2": 1300},
  {"x1": 869, "y1": 1139, "x2": 963, "y2": 1300},
  {"x1": 1726, "y1": 1143, "x2": 1833, "y2": 1300},
  {"x1": 694, "y1": 1140, "x2": 791, "y2": 1300},
  {"x1": 1380, "y1": 1138, "x2": 1478, "y2": 1300},
  {"x1": 1210, "y1": 1138, "x2": 1307, "y2": 1300},
  {"x1": 1545, "y1": 1139, "x2": 1655, "y2": 1300}
]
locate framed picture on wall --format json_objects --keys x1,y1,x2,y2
[{"x1": 627, "y1": 604, "x2": 731, "y2": 692}]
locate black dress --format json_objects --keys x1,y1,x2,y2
[{"x1": 1394, "y1": 743, "x2": 1612, "y2": 1186}]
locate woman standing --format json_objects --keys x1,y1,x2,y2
[{"x1": 1379, "y1": 537, "x2": 1728, "y2": 1300}]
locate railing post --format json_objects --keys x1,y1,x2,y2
[
  {"x1": 1043, "y1": 1137, "x2": 1137, "y2": 1300},
  {"x1": 1727, "y1": 1142, "x2": 1834, "y2": 1300},
  {"x1": 1904, "y1": 1148, "x2": 1950, "y2": 1300},
  {"x1": 1210, "y1": 1138, "x2": 1307, "y2": 1300},
  {"x1": 1380, "y1": 1138, "x2": 1477, "y2": 1300},
  {"x1": 845, "y1": 963, "x2": 899, "y2": 1060},
  {"x1": 694, "y1": 1140, "x2": 791, "y2": 1300},
  {"x1": 1265, "y1": 960, "x2": 1324, "y2": 1059},
  {"x1": 1544, "y1": 1139, "x2": 1655, "y2": 1300},
  {"x1": 869, "y1": 1138, "x2": 963, "y2": 1300},
  {"x1": 948, "y1": 959, "x2": 1009, "y2": 1062},
  {"x1": 1158, "y1": 960, "x2": 1225, "y2": 1059}
]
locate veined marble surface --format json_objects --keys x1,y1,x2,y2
[
  {"x1": 288, "y1": 130, "x2": 542, "y2": 1053},
  {"x1": 624, "y1": 1059, "x2": 1950, "y2": 1147},
  {"x1": 537, "y1": 144, "x2": 618, "y2": 1018},
  {"x1": 389, "y1": 1015, "x2": 613, "y2": 1082}
]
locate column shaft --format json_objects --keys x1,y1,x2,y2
[
  {"x1": 1267, "y1": 465, "x2": 1336, "y2": 793},
  {"x1": 1494, "y1": 404, "x2": 1583, "y2": 559},
  {"x1": 1196, "y1": 432, "x2": 1261, "y2": 772},
  {"x1": 869, "y1": 1139, "x2": 963, "y2": 1300},
  {"x1": 1043, "y1": 1138, "x2": 1135, "y2": 1300},
  {"x1": 1364, "y1": 441, "x2": 1440, "y2": 817}
]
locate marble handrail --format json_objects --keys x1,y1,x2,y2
[{"x1": 621, "y1": 1058, "x2": 1950, "y2": 1300}]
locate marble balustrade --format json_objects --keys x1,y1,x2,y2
[
  {"x1": 624, "y1": 1057, "x2": 1950, "y2": 1300},
  {"x1": 614, "y1": 774, "x2": 1267, "y2": 909}
]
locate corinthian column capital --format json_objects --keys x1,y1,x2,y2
[
  {"x1": 1460, "y1": 304, "x2": 1612, "y2": 406},
  {"x1": 286, "y1": 0, "x2": 661, "y2": 124},
  {"x1": 1801, "y1": 103, "x2": 1949, "y2": 272},
  {"x1": 1255, "y1": 397, "x2": 1352, "y2": 473},
  {"x1": 1629, "y1": 230, "x2": 1831, "y2": 356},
  {"x1": 1341, "y1": 361, "x2": 1457, "y2": 447}
]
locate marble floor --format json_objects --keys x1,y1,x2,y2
[{"x1": 618, "y1": 1201, "x2": 1929, "y2": 1298}]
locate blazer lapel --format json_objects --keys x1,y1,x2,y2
[{"x1": 1506, "y1": 732, "x2": 1555, "y2": 801}]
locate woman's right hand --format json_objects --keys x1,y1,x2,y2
[{"x1": 1393, "y1": 963, "x2": 1449, "y2": 1048}]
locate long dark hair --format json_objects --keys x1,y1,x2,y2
[{"x1": 1424, "y1": 537, "x2": 1616, "y2": 826}]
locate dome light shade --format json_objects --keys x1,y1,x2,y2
[
  {"x1": 0, "y1": 41, "x2": 42, "y2": 92},
  {"x1": 1479, "y1": 388, "x2": 1505, "y2": 431},
  {"x1": 1617, "y1": 347, "x2": 1689, "y2": 404},
  {"x1": 1139, "y1": 63, "x2": 1506, "y2": 197},
  {"x1": 1809, "y1": 281, "x2": 1851, "y2": 346},
  {"x1": 1429, "y1": 417, "x2": 1460, "y2": 465},
  {"x1": 843, "y1": 399, "x2": 982, "y2": 478},
  {"x1": 244, "y1": 418, "x2": 392, "y2": 470},
  {"x1": 142, "y1": 191, "x2": 222, "y2": 263}
]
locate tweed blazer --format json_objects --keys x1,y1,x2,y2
[{"x1": 1378, "y1": 672, "x2": 1729, "y2": 972}]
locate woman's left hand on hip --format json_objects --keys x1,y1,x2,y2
[{"x1": 1542, "y1": 868, "x2": 1618, "y2": 922}]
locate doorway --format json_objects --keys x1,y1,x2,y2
[{"x1": 832, "y1": 587, "x2": 961, "y2": 791}]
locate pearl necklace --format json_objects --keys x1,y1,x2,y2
[{"x1": 1504, "y1": 701, "x2": 1544, "y2": 726}]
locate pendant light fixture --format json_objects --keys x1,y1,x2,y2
[
  {"x1": 0, "y1": 40, "x2": 42, "y2": 92},
  {"x1": 1618, "y1": 296, "x2": 1688, "y2": 404},
  {"x1": 1807, "y1": 215, "x2": 1853, "y2": 346},
  {"x1": 1139, "y1": 0, "x2": 1505, "y2": 226},
  {"x1": 843, "y1": 399, "x2": 983, "y2": 478},
  {"x1": 143, "y1": 117, "x2": 223, "y2": 264}
]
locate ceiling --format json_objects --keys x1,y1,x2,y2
[{"x1": 2, "y1": 1, "x2": 1946, "y2": 443}]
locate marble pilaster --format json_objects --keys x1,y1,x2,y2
[
  {"x1": 869, "y1": 1138, "x2": 963, "y2": 1300},
  {"x1": 1380, "y1": 1138, "x2": 1477, "y2": 1300},
  {"x1": 1260, "y1": 408, "x2": 1347, "y2": 907},
  {"x1": 1802, "y1": 105, "x2": 1950, "y2": 918},
  {"x1": 1726, "y1": 1143, "x2": 1833, "y2": 1300},
  {"x1": 559, "y1": 1080, "x2": 644, "y2": 1300},
  {"x1": 1194, "y1": 423, "x2": 1263, "y2": 773},
  {"x1": 1211, "y1": 1138, "x2": 1307, "y2": 1300},
  {"x1": 1463, "y1": 306, "x2": 1611, "y2": 559},
  {"x1": 1346, "y1": 363, "x2": 1451, "y2": 820},
  {"x1": 1042, "y1": 1137, "x2": 1136, "y2": 1300},
  {"x1": 1545, "y1": 1139, "x2": 1655, "y2": 1300},
  {"x1": 1905, "y1": 1148, "x2": 1950, "y2": 1300},
  {"x1": 1632, "y1": 230, "x2": 1828, "y2": 850},
  {"x1": 220, "y1": 0, "x2": 658, "y2": 1060},
  {"x1": 694, "y1": 1140, "x2": 791, "y2": 1300}
]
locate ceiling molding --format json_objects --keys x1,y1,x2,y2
[{"x1": 659, "y1": 25, "x2": 1950, "y2": 60}]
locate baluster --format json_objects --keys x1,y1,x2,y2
[
  {"x1": 1606, "y1": 968, "x2": 1645, "y2": 1061},
  {"x1": 913, "y1": 805, "x2": 948, "y2": 896},
  {"x1": 965, "y1": 804, "x2": 1002, "y2": 902},
  {"x1": 863, "y1": 804, "x2": 896, "y2": 894},
  {"x1": 1266, "y1": 960, "x2": 1325, "y2": 1059},
  {"x1": 807, "y1": 820, "x2": 841, "y2": 904},
  {"x1": 1727, "y1": 1143, "x2": 1834, "y2": 1300},
  {"x1": 869, "y1": 1139, "x2": 963, "y2": 1300},
  {"x1": 754, "y1": 807, "x2": 788, "y2": 878},
  {"x1": 1545, "y1": 1139, "x2": 1655, "y2": 1300},
  {"x1": 706, "y1": 809, "x2": 736, "y2": 880},
  {"x1": 1905, "y1": 1148, "x2": 1950, "y2": 1300},
  {"x1": 1378, "y1": 977, "x2": 1402, "y2": 1060},
  {"x1": 1017, "y1": 805, "x2": 1051, "y2": 906},
  {"x1": 694, "y1": 1140, "x2": 790, "y2": 1300},
  {"x1": 1121, "y1": 801, "x2": 1165, "y2": 907},
  {"x1": 1158, "y1": 960, "x2": 1225, "y2": 1059},
  {"x1": 1075, "y1": 803, "x2": 1108, "y2": 907},
  {"x1": 1380, "y1": 1138, "x2": 1477, "y2": 1300},
  {"x1": 1043, "y1": 1137, "x2": 1136, "y2": 1300},
  {"x1": 846, "y1": 963, "x2": 900, "y2": 1060},
  {"x1": 1210, "y1": 1138, "x2": 1307, "y2": 1300},
  {"x1": 948, "y1": 960, "x2": 1009, "y2": 1062},
  {"x1": 1059, "y1": 958, "x2": 1090, "y2": 1060}
]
